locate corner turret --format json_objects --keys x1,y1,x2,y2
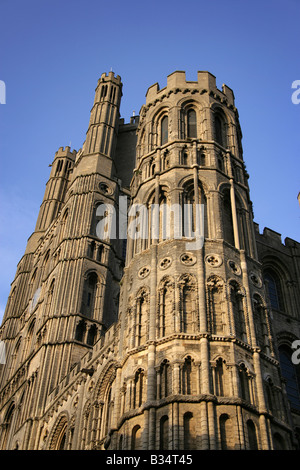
[{"x1": 35, "y1": 146, "x2": 76, "y2": 232}]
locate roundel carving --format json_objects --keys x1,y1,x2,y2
[
  {"x1": 180, "y1": 253, "x2": 196, "y2": 266},
  {"x1": 205, "y1": 254, "x2": 222, "y2": 268},
  {"x1": 250, "y1": 271, "x2": 262, "y2": 288},
  {"x1": 228, "y1": 259, "x2": 241, "y2": 276},
  {"x1": 159, "y1": 257, "x2": 172, "y2": 270},
  {"x1": 99, "y1": 182, "x2": 113, "y2": 195},
  {"x1": 138, "y1": 266, "x2": 151, "y2": 279}
]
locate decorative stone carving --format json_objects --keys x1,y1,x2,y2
[
  {"x1": 205, "y1": 254, "x2": 222, "y2": 268},
  {"x1": 99, "y1": 182, "x2": 112, "y2": 195},
  {"x1": 138, "y1": 266, "x2": 150, "y2": 279},
  {"x1": 180, "y1": 253, "x2": 196, "y2": 266},
  {"x1": 159, "y1": 257, "x2": 172, "y2": 270},
  {"x1": 228, "y1": 259, "x2": 241, "y2": 276},
  {"x1": 250, "y1": 272, "x2": 262, "y2": 288},
  {"x1": 207, "y1": 277, "x2": 224, "y2": 290}
]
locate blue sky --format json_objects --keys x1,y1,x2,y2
[{"x1": 0, "y1": 0, "x2": 299, "y2": 322}]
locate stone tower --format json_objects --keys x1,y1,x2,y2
[{"x1": 0, "y1": 71, "x2": 299, "y2": 451}]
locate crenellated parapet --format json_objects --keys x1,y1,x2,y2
[
  {"x1": 144, "y1": 70, "x2": 235, "y2": 108},
  {"x1": 136, "y1": 71, "x2": 242, "y2": 177}
]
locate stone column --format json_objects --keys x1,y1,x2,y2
[
  {"x1": 172, "y1": 402, "x2": 179, "y2": 450},
  {"x1": 237, "y1": 406, "x2": 246, "y2": 449},
  {"x1": 253, "y1": 351, "x2": 270, "y2": 449},
  {"x1": 230, "y1": 179, "x2": 240, "y2": 250},
  {"x1": 111, "y1": 367, "x2": 122, "y2": 429},
  {"x1": 200, "y1": 401, "x2": 209, "y2": 449},
  {"x1": 240, "y1": 250, "x2": 257, "y2": 347},
  {"x1": 207, "y1": 401, "x2": 216, "y2": 449},
  {"x1": 200, "y1": 337, "x2": 210, "y2": 394}
]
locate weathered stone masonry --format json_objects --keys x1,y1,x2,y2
[{"x1": 0, "y1": 71, "x2": 299, "y2": 450}]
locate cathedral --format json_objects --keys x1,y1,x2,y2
[{"x1": 0, "y1": 70, "x2": 299, "y2": 451}]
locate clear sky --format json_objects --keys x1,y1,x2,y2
[{"x1": 0, "y1": 0, "x2": 299, "y2": 322}]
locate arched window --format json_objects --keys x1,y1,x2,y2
[
  {"x1": 60, "y1": 209, "x2": 69, "y2": 241},
  {"x1": 182, "y1": 150, "x2": 188, "y2": 165},
  {"x1": 75, "y1": 320, "x2": 86, "y2": 342},
  {"x1": 183, "y1": 412, "x2": 196, "y2": 450},
  {"x1": 159, "y1": 360, "x2": 172, "y2": 398},
  {"x1": 182, "y1": 181, "x2": 208, "y2": 240},
  {"x1": 131, "y1": 425, "x2": 142, "y2": 450},
  {"x1": 46, "y1": 279, "x2": 55, "y2": 315},
  {"x1": 50, "y1": 416, "x2": 68, "y2": 450},
  {"x1": 265, "y1": 377, "x2": 276, "y2": 415},
  {"x1": 136, "y1": 291, "x2": 148, "y2": 346},
  {"x1": 215, "y1": 358, "x2": 225, "y2": 396},
  {"x1": 88, "y1": 240, "x2": 96, "y2": 259},
  {"x1": 218, "y1": 155, "x2": 224, "y2": 171},
  {"x1": 87, "y1": 324, "x2": 97, "y2": 346},
  {"x1": 178, "y1": 274, "x2": 198, "y2": 335},
  {"x1": 198, "y1": 152, "x2": 206, "y2": 167},
  {"x1": 64, "y1": 160, "x2": 73, "y2": 178},
  {"x1": 238, "y1": 363, "x2": 251, "y2": 402},
  {"x1": 215, "y1": 114, "x2": 226, "y2": 147},
  {"x1": 230, "y1": 281, "x2": 247, "y2": 342},
  {"x1": 97, "y1": 244, "x2": 104, "y2": 263},
  {"x1": 104, "y1": 386, "x2": 113, "y2": 436},
  {"x1": 222, "y1": 190, "x2": 234, "y2": 246},
  {"x1": 42, "y1": 250, "x2": 51, "y2": 276},
  {"x1": 187, "y1": 109, "x2": 197, "y2": 138},
  {"x1": 247, "y1": 420, "x2": 258, "y2": 450},
  {"x1": 57, "y1": 424, "x2": 67, "y2": 450},
  {"x1": 182, "y1": 185, "x2": 195, "y2": 237},
  {"x1": 160, "y1": 416, "x2": 169, "y2": 450},
  {"x1": 158, "y1": 279, "x2": 174, "y2": 338},
  {"x1": 182, "y1": 356, "x2": 195, "y2": 395},
  {"x1": 159, "y1": 192, "x2": 168, "y2": 242},
  {"x1": 12, "y1": 337, "x2": 21, "y2": 373},
  {"x1": 55, "y1": 159, "x2": 64, "y2": 175},
  {"x1": 207, "y1": 277, "x2": 224, "y2": 335},
  {"x1": 161, "y1": 116, "x2": 168, "y2": 145},
  {"x1": 2, "y1": 404, "x2": 15, "y2": 449},
  {"x1": 25, "y1": 319, "x2": 36, "y2": 358},
  {"x1": 182, "y1": 284, "x2": 193, "y2": 333},
  {"x1": 80, "y1": 272, "x2": 98, "y2": 318},
  {"x1": 133, "y1": 369, "x2": 144, "y2": 408},
  {"x1": 263, "y1": 270, "x2": 284, "y2": 311},
  {"x1": 278, "y1": 345, "x2": 300, "y2": 411},
  {"x1": 219, "y1": 414, "x2": 233, "y2": 450},
  {"x1": 162, "y1": 150, "x2": 170, "y2": 170}
]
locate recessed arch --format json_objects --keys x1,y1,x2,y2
[
  {"x1": 94, "y1": 361, "x2": 118, "y2": 403},
  {"x1": 49, "y1": 413, "x2": 69, "y2": 450}
]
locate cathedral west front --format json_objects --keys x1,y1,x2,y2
[{"x1": 0, "y1": 70, "x2": 299, "y2": 450}]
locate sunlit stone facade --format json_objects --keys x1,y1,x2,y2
[{"x1": 0, "y1": 71, "x2": 299, "y2": 450}]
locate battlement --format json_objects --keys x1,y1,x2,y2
[
  {"x1": 98, "y1": 71, "x2": 122, "y2": 85},
  {"x1": 254, "y1": 223, "x2": 300, "y2": 250},
  {"x1": 54, "y1": 146, "x2": 77, "y2": 160},
  {"x1": 145, "y1": 70, "x2": 235, "y2": 106}
]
